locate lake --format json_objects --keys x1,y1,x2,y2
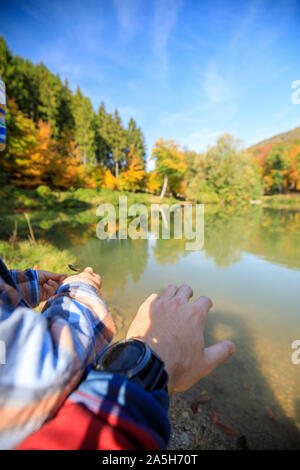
[{"x1": 3, "y1": 203, "x2": 300, "y2": 448}]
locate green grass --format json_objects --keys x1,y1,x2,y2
[
  {"x1": 0, "y1": 239, "x2": 76, "y2": 272},
  {"x1": 0, "y1": 185, "x2": 178, "y2": 213}
]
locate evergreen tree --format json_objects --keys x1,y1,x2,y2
[
  {"x1": 126, "y1": 118, "x2": 146, "y2": 167},
  {"x1": 72, "y1": 87, "x2": 95, "y2": 165},
  {"x1": 95, "y1": 101, "x2": 112, "y2": 166},
  {"x1": 110, "y1": 109, "x2": 127, "y2": 178}
]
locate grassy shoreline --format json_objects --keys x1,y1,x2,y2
[{"x1": 262, "y1": 194, "x2": 300, "y2": 209}]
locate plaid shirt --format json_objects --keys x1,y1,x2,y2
[{"x1": 0, "y1": 259, "x2": 170, "y2": 449}]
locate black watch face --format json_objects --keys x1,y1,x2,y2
[{"x1": 101, "y1": 341, "x2": 145, "y2": 372}]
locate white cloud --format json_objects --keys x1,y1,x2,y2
[
  {"x1": 151, "y1": 0, "x2": 183, "y2": 77},
  {"x1": 181, "y1": 128, "x2": 226, "y2": 153},
  {"x1": 203, "y1": 62, "x2": 234, "y2": 104},
  {"x1": 113, "y1": 0, "x2": 142, "y2": 41}
]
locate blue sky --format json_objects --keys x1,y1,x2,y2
[{"x1": 1, "y1": 0, "x2": 300, "y2": 166}]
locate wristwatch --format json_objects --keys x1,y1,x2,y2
[{"x1": 98, "y1": 339, "x2": 168, "y2": 393}]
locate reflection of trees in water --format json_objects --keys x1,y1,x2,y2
[
  {"x1": 74, "y1": 237, "x2": 149, "y2": 294},
  {"x1": 152, "y1": 238, "x2": 188, "y2": 265},
  {"x1": 246, "y1": 208, "x2": 300, "y2": 270},
  {"x1": 200, "y1": 206, "x2": 300, "y2": 270},
  {"x1": 202, "y1": 206, "x2": 262, "y2": 267},
  {"x1": 16, "y1": 204, "x2": 300, "y2": 274},
  {"x1": 146, "y1": 205, "x2": 300, "y2": 270}
]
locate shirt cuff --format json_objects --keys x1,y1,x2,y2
[
  {"x1": 10, "y1": 268, "x2": 40, "y2": 308},
  {"x1": 68, "y1": 370, "x2": 171, "y2": 448}
]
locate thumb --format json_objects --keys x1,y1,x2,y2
[{"x1": 203, "y1": 341, "x2": 235, "y2": 376}]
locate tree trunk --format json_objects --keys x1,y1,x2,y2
[
  {"x1": 115, "y1": 160, "x2": 119, "y2": 179},
  {"x1": 160, "y1": 174, "x2": 168, "y2": 199}
]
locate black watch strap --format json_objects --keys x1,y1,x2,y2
[{"x1": 131, "y1": 348, "x2": 168, "y2": 392}]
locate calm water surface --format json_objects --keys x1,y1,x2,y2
[{"x1": 69, "y1": 205, "x2": 300, "y2": 449}]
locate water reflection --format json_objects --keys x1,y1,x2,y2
[
  {"x1": 73, "y1": 237, "x2": 149, "y2": 294},
  {"x1": 3, "y1": 205, "x2": 300, "y2": 270}
]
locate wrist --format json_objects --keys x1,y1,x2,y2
[{"x1": 127, "y1": 335, "x2": 176, "y2": 393}]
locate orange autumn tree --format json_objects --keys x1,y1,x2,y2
[
  {"x1": 22, "y1": 121, "x2": 82, "y2": 188},
  {"x1": 6, "y1": 110, "x2": 85, "y2": 188},
  {"x1": 49, "y1": 130, "x2": 85, "y2": 188},
  {"x1": 24, "y1": 120, "x2": 58, "y2": 187},
  {"x1": 285, "y1": 142, "x2": 300, "y2": 191}
]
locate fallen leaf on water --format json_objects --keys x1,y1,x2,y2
[
  {"x1": 215, "y1": 421, "x2": 239, "y2": 436},
  {"x1": 243, "y1": 382, "x2": 250, "y2": 390},
  {"x1": 214, "y1": 374, "x2": 221, "y2": 381},
  {"x1": 190, "y1": 402, "x2": 198, "y2": 414},
  {"x1": 267, "y1": 410, "x2": 279, "y2": 424},
  {"x1": 210, "y1": 412, "x2": 239, "y2": 437}
]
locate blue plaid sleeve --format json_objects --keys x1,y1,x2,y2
[
  {"x1": 9, "y1": 269, "x2": 40, "y2": 308},
  {"x1": 0, "y1": 277, "x2": 116, "y2": 449}
]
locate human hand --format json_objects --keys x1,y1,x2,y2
[
  {"x1": 38, "y1": 270, "x2": 68, "y2": 302},
  {"x1": 126, "y1": 284, "x2": 235, "y2": 394},
  {"x1": 62, "y1": 267, "x2": 102, "y2": 295}
]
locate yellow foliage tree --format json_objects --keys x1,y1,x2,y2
[
  {"x1": 146, "y1": 171, "x2": 162, "y2": 194},
  {"x1": 119, "y1": 146, "x2": 146, "y2": 192},
  {"x1": 104, "y1": 169, "x2": 119, "y2": 190},
  {"x1": 151, "y1": 138, "x2": 186, "y2": 198}
]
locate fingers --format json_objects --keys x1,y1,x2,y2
[
  {"x1": 203, "y1": 341, "x2": 236, "y2": 376},
  {"x1": 47, "y1": 279, "x2": 59, "y2": 290},
  {"x1": 175, "y1": 284, "x2": 193, "y2": 301},
  {"x1": 160, "y1": 284, "x2": 178, "y2": 299},
  {"x1": 161, "y1": 284, "x2": 193, "y2": 302},
  {"x1": 43, "y1": 280, "x2": 58, "y2": 296},
  {"x1": 191, "y1": 295, "x2": 213, "y2": 324}
]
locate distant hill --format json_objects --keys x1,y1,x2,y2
[{"x1": 248, "y1": 126, "x2": 300, "y2": 153}]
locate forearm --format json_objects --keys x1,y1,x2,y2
[{"x1": 18, "y1": 370, "x2": 171, "y2": 450}]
